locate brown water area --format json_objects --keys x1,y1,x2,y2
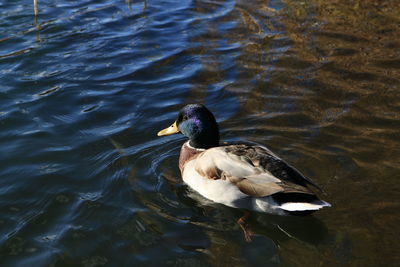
[
  {"x1": 188, "y1": 1, "x2": 400, "y2": 265},
  {"x1": 0, "y1": 0, "x2": 399, "y2": 266}
]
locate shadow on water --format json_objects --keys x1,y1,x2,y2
[{"x1": 174, "y1": 188, "x2": 333, "y2": 266}]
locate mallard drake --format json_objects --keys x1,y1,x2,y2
[{"x1": 158, "y1": 104, "x2": 331, "y2": 241}]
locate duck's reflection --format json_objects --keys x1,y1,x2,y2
[{"x1": 182, "y1": 187, "x2": 329, "y2": 246}]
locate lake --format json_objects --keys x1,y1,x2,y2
[{"x1": 0, "y1": 0, "x2": 399, "y2": 266}]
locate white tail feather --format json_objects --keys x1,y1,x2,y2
[{"x1": 280, "y1": 200, "x2": 331, "y2": 211}]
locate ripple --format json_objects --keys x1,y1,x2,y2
[{"x1": 373, "y1": 59, "x2": 400, "y2": 69}]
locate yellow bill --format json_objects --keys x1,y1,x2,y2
[{"x1": 157, "y1": 121, "x2": 179, "y2": 136}]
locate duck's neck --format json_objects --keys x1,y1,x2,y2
[
  {"x1": 188, "y1": 130, "x2": 219, "y2": 149},
  {"x1": 188, "y1": 138, "x2": 219, "y2": 149}
]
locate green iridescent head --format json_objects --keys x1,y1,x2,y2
[{"x1": 158, "y1": 104, "x2": 219, "y2": 149}]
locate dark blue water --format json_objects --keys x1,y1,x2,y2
[{"x1": 1, "y1": 0, "x2": 399, "y2": 266}]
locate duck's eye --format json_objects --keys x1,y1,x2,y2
[{"x1": 183, "y1": 115, "x2": 188, "y2": 121}]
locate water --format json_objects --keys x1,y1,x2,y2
[{"x1": 1, "y1": 0, "x2": 399, "y2": 266}]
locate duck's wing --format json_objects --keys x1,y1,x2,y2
[
  {"x1": 192, "y1": 144, "x2": 320, "y2": 198},
  {"x1": 227, "y1": 144, "x2": 323, "y2": 191}
]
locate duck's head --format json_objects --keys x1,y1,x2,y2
[{"x1": 157, "y1": 104, "x2": 219, "y2": 149}]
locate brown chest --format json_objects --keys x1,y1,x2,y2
[{"x1": 178, "y1": 143, "x2": 203, "y2": 173}]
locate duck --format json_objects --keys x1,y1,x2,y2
[{"x1": 157, "y1": 104, "x2": 331, "y2": 241}]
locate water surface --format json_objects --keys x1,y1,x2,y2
[{"x1": 0, "y1": 0, "x2": 399, "y2": 266}]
